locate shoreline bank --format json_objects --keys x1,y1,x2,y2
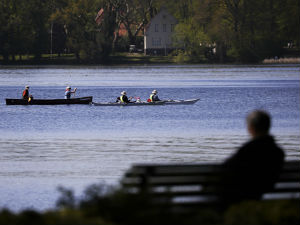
[{"x1": 1, "y1": 53, "x2": 300, "y2": 66}]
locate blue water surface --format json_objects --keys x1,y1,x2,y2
[
  {"x1": 0, "y1": 64, "x2": 299, "y2": 212},
  {"x1": 0, "y1": 84, "x2": 299, "y2": 136}
]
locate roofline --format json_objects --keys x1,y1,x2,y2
[{"x1": 144, "y1": 8, "x2": 177, "y2": 34}]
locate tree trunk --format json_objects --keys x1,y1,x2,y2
[
  {"x1": 3, "y1": 54, "x2": 9, "y2": 63},
  {"x1": 217, "y1": 42, "x2": 225, "y2": 63},
  {"x1": 75, "y1": 52, "x2": 80, "y2": 61},
  {"x1": 112, "y1": 21, "x2": 122, "y2": 51}
]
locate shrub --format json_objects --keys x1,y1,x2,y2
[{"x1": 224, "y1": 200, "x2": 300, "y2": 225}]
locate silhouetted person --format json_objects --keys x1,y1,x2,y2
[
  {"x1": 22, "y1": 86, "x2": 29, "y2": 100},
  {"x1": 221, "y1": 110, "x2": 285, "y2": 204},
  {"x1": 119, "y1": 91, "x2": 131, "y2": 103},
  {"x1": 149, "y1": 90, "x2": 161, "y2": 102},
  {"x1": 65, "y1": 86, "x2": 77, "y2": 99}
]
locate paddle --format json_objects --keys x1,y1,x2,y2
[{"x1": 73, "y1": 88, "x2": 77, "y2": 98}]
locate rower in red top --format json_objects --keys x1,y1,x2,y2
[
  {"x1": 22, "y1": 86, "x2": 30, "y2": 100},
  {"x1": 149, "y1": 89, "x2": 161, "y2": 102}
]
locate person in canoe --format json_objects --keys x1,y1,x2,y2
[
  {"x1": 118, "y1": 91, "x2": 132, "y2": 103},
  {"x1": 148, "y1": 89, "x2": 161, "y2": 102},
  {"x1": 22, "y1": 86, "x2": 30, "y2": 100},
  {"x1": 65, "y1": 86, "x2": 77, "y2": 99}
]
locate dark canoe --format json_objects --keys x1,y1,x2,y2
[{"x1": 6, "y1": 96, "x2": 93, "y2": 105}]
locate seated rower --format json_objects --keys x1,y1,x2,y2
[
  {"x1": 22, "y1": 86, "x2": 30, "y2": 100},
  {"x1": 149, "y1": 90, "x2": 160, "y2": 102},
  {"x1": 65, "y1": 86, "x2": 77, "y2": 99},
  {"x1": 119, "y1": 91, "x2": 131, "y2": 103}
]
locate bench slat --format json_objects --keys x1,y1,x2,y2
[
  {"x1": 122, "y1": 175, "x2": 299, "y2": 187},
  {"x1": 121, "y1": 160, "x2": 300, "y2": 205},
  {"x1": 124, "y1": 186, "x2": 300, "y2": 195},
  {"x1": 125, "y1": 161, "x2": 299, "y2": 177}
]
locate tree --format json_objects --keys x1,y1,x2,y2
[
  {"x1": 277, "y1": 0, "x2": 300, "y2": 48},
  {"x1": 1, "y1": 0, "x2": 299, "y2": 63},
  {"x1": 27, "y1": 0, "x2": 51, "y2": 60},
  {"x1": 109, "y1": 0, "x2": 156, "y2": 51},
  {"x1": 173, "y1": 19, "x2": 210, "y2": 61},
  {"x1": 0, "y1": 0, "x2": 33, "y2": 61},
  {"x1": 0, "y1": 0, "x2": 52, "y2": 61},
  {"x1": 51, "y1": 0, "x2": 116, "y2": 62}
]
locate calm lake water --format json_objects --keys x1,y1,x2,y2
[{"x1": 0, "y1": 64, "x2": 299, "y2": 211}]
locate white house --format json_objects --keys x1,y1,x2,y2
[{"x1": 144, "y1": 8, "x2": 177, "y2": 55}]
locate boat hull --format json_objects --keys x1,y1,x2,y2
[
  {"x1": 93, "y1": 101, "x2": 164, "y2": 106},
  {"x1": 163, "y1": 98, "x2": 200, "y2": 105},
  {"x1": 93, "y1": 99, "x2": 199, "y2": 106},
  {"x1": 6, "y1": 97, "x2": 93, "y2": 105}
]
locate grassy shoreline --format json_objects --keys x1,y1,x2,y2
[
  {"x1": 262, "y1": 57, "x2": 300, "y2": 64},
  {"x1": 1, "y1": 53, "x2": 300, "y2": 66}
]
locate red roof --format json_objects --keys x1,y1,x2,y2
[
  {"x1": 95, "y1": 8, "x2": 143, "y2": 37},
  {"x1": 118, "y1": 23, "x2": 127, "y2": 36}
]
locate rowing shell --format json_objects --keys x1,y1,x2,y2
[
  {"x1": 92, "y1": 98, "x2": 199, "y2": 106},
  {"x1": 93, "y1": 101, "x2": 165, "y2": 106},
  {"x1": 163, "y1": 98, "x2": 200, "y2": 105}
]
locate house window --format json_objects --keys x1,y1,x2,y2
[
  {"x1": 171, "y1": 24, "x2": 175, "y2": 32},
  {"x1": 152, "y1": 38, "x2": 161, "y2": 46},
  {"x1": 155, "y1": 24, "x2": 159, "y2": 32},
  {"x1": 163, "y1": 24, "x2": 167, "y2": 32}
]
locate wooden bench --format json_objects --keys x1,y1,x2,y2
[{"x1": 121, "y1": 160, "x2": 300, "y2": 211}]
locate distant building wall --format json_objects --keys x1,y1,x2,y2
[{"x1": 144, "y1": 8, "x2": 177, "y2": 55}]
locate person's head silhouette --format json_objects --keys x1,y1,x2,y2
[{"x1": 247, "y1": 110, "x2": 271, "y2": 138}]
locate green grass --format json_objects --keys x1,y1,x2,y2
[
  {"x1": 110, "y1": 52, "x2": 176, "y2": 64},
  {"x1": 0, "y1": 52, "x2": 177, "y2": 65},
  {"x1": 0, "y1": 53, "x2": 78, "y2": 65}
]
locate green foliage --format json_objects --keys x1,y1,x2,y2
[
  {"x1": 0, "y1": 0, "x2": 44, "y2": 61},
  {"x1": 173, "y1": 50, "x2": 190, "y2": 63},
  {"x1": 0, "y1": 209, "x2": 113, "y2": 225},
  {"x1": 0, "y1": 0, "x2": 299, "y2": 63},
  {"x1": 173, "y1": 19, "x2": 210, "y2": 58},
  {"x1": 0, "y1": 182, "x2": 299, "y2": 225},
  {"x1": 156, "y1": 0, "x2": 299, "y2": 63},
  {"x1": 215, "y1": 0, "x2": 299, "y2": 62},
  {"x1": 57, "y1": 183, "x2": 300, "y2": 225},
  {"x1": 50, "y1": 0, "x2": 116, "y2": 63},
  {"x1": 56, "y1": 186, "x2": 76, "y2": 209},
  {"x1": 224, "y1": 200, "x2": 300, "y2": 225},
  {"x1": 0, "y1": 210, "x2": 17, "y2": 225}
]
